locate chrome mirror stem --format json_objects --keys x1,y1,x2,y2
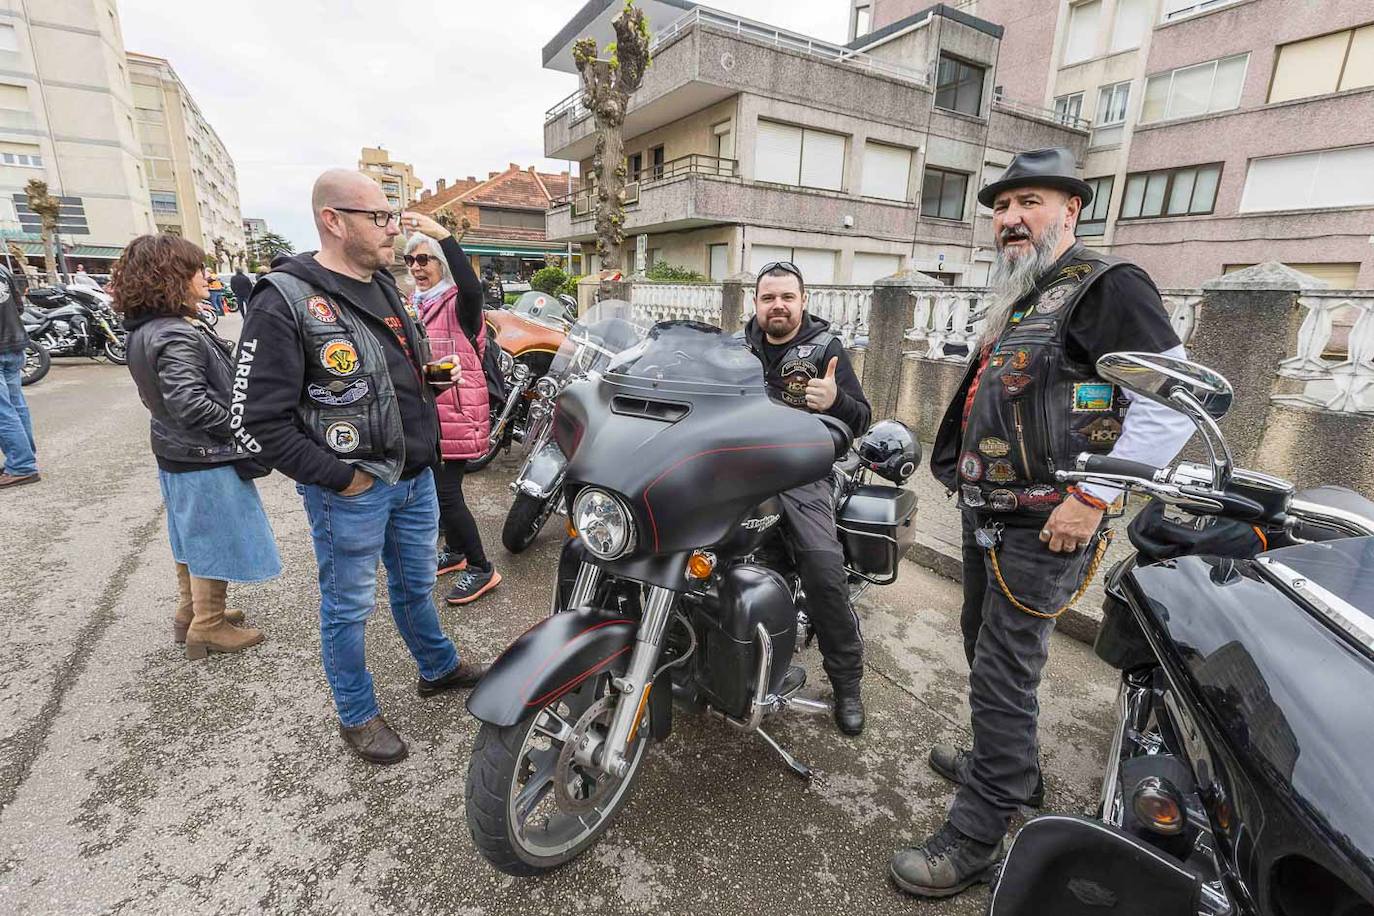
[{"x1": 1170, "y1": 388, "x2": 1233, "y2": 491}]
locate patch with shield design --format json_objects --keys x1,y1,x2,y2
[
  {"x1": 978, "y1": 436, "x2": 1010, "y2": 458},
  {"x1": 960, "y1": 451, "x2": 984, "y2": 481},
  {"x1": 778, "y1": 358, "x2": 817, "y2": 408},
  {"x1": 319, "y1": 339, "x2": 360, "y2": 377},
  {"x1": 1078, "y1": 416, "x2": 1123, "y2": 445},
  {"x1": 307, "y1": 296, "x2": 337, "y2": 323},
  {"x1": 960, "y1": 484, "x2": 986, "y2": 508},
  {"x1": 1073, "y1": 382, "x2": 1115, "y2": 412},
  {"x1": 1019, "y1": 484, "x2": 1062, "y2": 510},
  {"x1": 1034, "y1": 283, "x2": 1075, "y2": 315},
  {"x1": 324, "y1": 421, "x2": 360, "y2": 453},
  {"x1": 1000, "y1": 372, "x2": 1032, "y2": 396},
  {"x1": 986, "y1": 459, "x2": 1017, "y2": 484},
  {"x1": 1010, "y1": 350, "x2": 1030, "y2": 371},
  {"x1": 988, "y1": 489, "x2": 1018, "y2": 512}
]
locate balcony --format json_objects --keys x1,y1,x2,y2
[
  {"x1": 987, "y1": 91, "x2": 1091, "y2": 157},
  {"x1": 544, "y1": 7, "x2": 932, "y2": 161}
]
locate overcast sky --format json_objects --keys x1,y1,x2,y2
[{"x1": 118, "y1": 0, "x2": 850, "y2": 253}]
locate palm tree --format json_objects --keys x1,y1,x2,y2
[{"x1": 24, "y1": 179, "x2": 61, "y2": 281}]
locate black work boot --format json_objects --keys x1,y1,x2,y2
[
  {"x1": 890, "y1": 820, "x2": 1005, "y2": 898},
  {"x1": 340, "y1": 715, "x2": 408, "y2": 765},
  {"x1": 832, "y1": 682, "x2": 865, "y2": 736},
  {"x1": 928, "y1": 743, "x2": 1045, "y2": 808},
  {"x1": 417, "y1": 660, "x2": 490, "y2": 697}
]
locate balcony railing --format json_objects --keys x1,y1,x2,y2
[
  {"x1": 992, "y1": 90, "x2": 1091, "y2": 131},
  {"x1": 549, "y1": 155, "x2": 737, "y2": 217}
]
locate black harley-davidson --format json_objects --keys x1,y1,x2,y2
[
  {"x1": 22, "y1": 285, "x2": 127, "y2": 365},
  {"x1": 465, "y1": 310, "x2": 919, "y2": 875},
  {"x1": 988, "y1": 352, "x2": 1374, "y2": 916}
]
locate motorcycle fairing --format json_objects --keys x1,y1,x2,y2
[
  {"x1": 517, "y1": 440, "x2": 566, "y2": 499},
  {"x1": 466, "y1": 607, "x2": 636, "y2": 727}
]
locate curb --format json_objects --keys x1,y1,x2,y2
[{"x1": 902, "y1": 534, "x2": 1102, "y2": 647}]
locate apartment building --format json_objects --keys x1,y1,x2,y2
[
  {"x1": 360, "y1": 147, "x2": 422, "y2": 211},
  {"x1": 858, "y1": 0, "x2": 1374, "y2": 287},
  {"x1": 542, "y1": 1, "x2": 1088, "y2": 286},
  {"x1": 0, "y1": 0, "x2": 155, "y2": 272},
  {"x1": 127, "y1": 52, "x2": 243, "y2": 266}
]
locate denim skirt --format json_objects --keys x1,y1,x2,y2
[{"x1": 158, "y1": 464, "x2": 282, "y2": 582}]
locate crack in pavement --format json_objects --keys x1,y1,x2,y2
[{"x1": 0, "y1": 508, "x2": 164, "y2": 815}]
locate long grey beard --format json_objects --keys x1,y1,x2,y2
[{"x1": 977, "y1": 220, "x2": 1065, "y2": 348}]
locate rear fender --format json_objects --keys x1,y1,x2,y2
[{"x1": 466, "y1": 606, "x2": 637, "y2": 726}]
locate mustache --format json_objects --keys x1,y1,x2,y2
[{"x1": 999, "y1": 225, "x2": 1033, "y2": 244}]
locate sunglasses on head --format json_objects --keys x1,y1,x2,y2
[
  {"x1": 757, "y1": 260, "x2": 804, "y2": 285},
  {"x1": 403, "y1": 253, "x2": 438, "y2": 267}
]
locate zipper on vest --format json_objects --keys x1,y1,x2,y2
[{"x1": 1013, "y1": 402, "x2": 1033, "y2": 482}]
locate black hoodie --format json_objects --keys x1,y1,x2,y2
[
  {"x1": 744, "y1": 312, "x2": 871, "y2": 436},
  {"x1": 236, "y1": 253, "x2": 437, "y2": 491}
]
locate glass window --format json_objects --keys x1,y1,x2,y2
[
  {"x1": 0, "y1": 24, "x2": 19, "y2": 53},
  {"x1": 921, "y1": 166, "x2": 969, "y2": 221},
  {"x1": 935, "y1": 54, "x2": 985, "y2": 116},
  {"x1": 1121, "y1": 163, "x2": 1222, "y2": 218},
  {"x1": 1064, "y1": 0, "x2": 1101, "y2": 64},
  {"x1": 1097, "y1": 82, "x2": 1131, "y2": 124},
  {"x1": 712, "y1": 121, "x2": 734, "y2": 161},
  {"x1": 853, "y1": 3, "x2": 871, "y2": 38},
  {"x1": 1053, "y1": 92, "x2": 1084, "y2": 125},
  {"x1": 1162, "y1": 0, "x2": 1242, "y2": 20},
  {"x1": 1110, "y1": 0, "x2": 1149, "y2": 52},
  {"x1": 1140, "y1": 54, "x2": 1248, "y2": 123},
  {"x1": 1078, "y1": 176, "x2": 1114, "y2": 235},
  {"x1": 1240, "y1": 145, "x2": 1374, "y2": 212}
]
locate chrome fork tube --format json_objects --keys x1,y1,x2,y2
[
  {"x1": 602, "y1": 586, "x2": 675, "y2": 778},
  {"x1": 490, "y1": 374, "x2": 531, "y2": 440},
  {"x1": 563, "y1": 562, "x2": 602, "y2": 613}
]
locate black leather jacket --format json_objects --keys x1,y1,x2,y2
[
  {"x1": 0, "y1": 263, "x2": 27, "y2": 354},
  {"x1": 125, "y1": 312, "x2": 244, "y2": 466}
]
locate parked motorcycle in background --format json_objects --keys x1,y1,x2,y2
[
  {"x1": 988, "y1": 352, "x2": 1374, "y2": 916},
  {"x1": 22, "y1": 285, "x2": 127, "y2": 365},
  {"x1": 21, "y1": 340, "x2": 49, "y2": 386},
  {"x1": 468, "y1": 290, "x2": 576, "y2": 472}
]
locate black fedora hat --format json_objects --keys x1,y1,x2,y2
[{"x1": 977, "y1": 147, "x2": 1093, "y2": 209}]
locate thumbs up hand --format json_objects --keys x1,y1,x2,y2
[{"x1": 805, "y1": 356, "x2": 840, "y2": 413}]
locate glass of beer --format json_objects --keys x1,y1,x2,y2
[{"x1": 424, "y1": 337, "x2": 460, "y2": 387}]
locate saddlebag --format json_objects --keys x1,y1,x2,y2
[
  {"x1": 836, "y1": 484, "x2": 917, "y2": 581},
  {"x1": 988, "y1": 814, "x2": 1201, "y2": 916},
  {"x1": 694, "y1": 564, "x2": 797, "y2": 719},
  {"x1": 1094, "y1": 558, "x2": 1156, "y2": 671}
]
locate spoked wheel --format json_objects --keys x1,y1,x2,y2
[
  {"x1": 466, "y1": 674, "x2": 650, "y2": 876},
  {"x1": 502, "y1": 489, "x2": 557, "y2": 554},
  {"x1": 102, "y1": 334, "x2": 128, "y2": 365},
  {"x1": 465, "y1": 424, "x2": 508, "y2": 472},
  {"x1": 21, "y1": 342, "x2": 49, "y2": 385}
]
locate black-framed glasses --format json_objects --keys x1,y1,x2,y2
[
  {"x1": 329, "y1": 207, "x2": 400, "y2": 228},
  {"x1": 757, "y1": 260, "x2": 804, "y2": 283},
  {"x1": 403, "y1": 253, "x2": 437, "y2": 267}
]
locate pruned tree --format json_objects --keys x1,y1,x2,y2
[
  {"x1": 251, "y1": 231, "x2": 294, "y2": 262},
  {"x1": 573, "y1": 0, "x2": 651, "y2": 273},
  {"x1": 24, "y1": 179, "x2": 61, "y2": 280},
  {"x1": 434, "y1": 207, "x2": 471, "y2": 242},
  {"x1": 211, "y1": 236, "x2": 228, "y2": 272}
]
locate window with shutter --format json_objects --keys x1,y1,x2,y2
[
  {"x1": 861, "y1": 142, "x2": 912, "y2": 201},
  {"x1": 1110, "y1": 0, "x2": 1149, "y2": 52},
  {"x1": 1064, "y1": 1, "x2": 1101, "y2": 64},
  {"x1": 1240, "y1": 145, "x2": 1374, "y2": 212},
  {"x1": 800, "y1": 130, "x2": 845, "y2": 191},
  {"x1": 853, "y1": 252, "x2": 901, "y2": 285},
  {"x1": 755, "y1": 122, "x2": 802, "y2": 185},
  {"x1": 749, "y1": 244, "x2": 794, "y2": 275},
  {"x1": 792, "y1": 248, "x2": 837, "y2": 285}
]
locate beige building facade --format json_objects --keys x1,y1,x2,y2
[
  {"x1": 542, "y1": 2, "x2": 1087, "y2": 286},
  {"x1": 127, "y1": 52, "x2": 243, "y2": 267},
  {"x1": 360, "y1": 147, "x2": 422, "y2": 211},
  {"x1": 0, "y1": 0, "x2": 155, "y2": 271}
]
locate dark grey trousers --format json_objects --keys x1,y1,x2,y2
[
  {"x1": 948, "y1": 510, "x2": 1096, "y2": 844},
  {"x1": 778, "y1": 478, "x2": 865, "y2": 691}
]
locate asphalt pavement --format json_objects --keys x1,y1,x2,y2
[{"x1": 0, "y1": 314, "x2": 1117, "y2": 915}]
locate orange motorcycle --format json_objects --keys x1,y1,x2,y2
[{"x1": 468, "y1": 290, "x2": 575, "y2": 471}]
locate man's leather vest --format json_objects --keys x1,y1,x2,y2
[
  {"x1": 749, "y1": 332, "x2": 838, "y2": 410},
  {"x1": 263, "y1": 272, "x2": 426, "y2": 486},
  {"x1": 957, "y1": 246, "x2": 1132, "y2": 516}
]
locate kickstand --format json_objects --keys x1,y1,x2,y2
[{"x1": 756, "y1": 727, "x2": 813, "y2": 781}]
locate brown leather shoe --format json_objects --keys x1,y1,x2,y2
[
  {"x1": 0, "y1": 472, "x2": 40, "y2": 489},
  {"x1": 340, "y1": 715, "x2": 408, "y2": 765},
  {"x1": 417, "y1": 660, "x2": 490, "y2": 697},
  {"x1": 185, "y1": 576, "x2": 264, "y2": 659}
]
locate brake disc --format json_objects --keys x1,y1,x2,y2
[{"x1": 553, "y1": 696, "x2": 619, "y2": 815}]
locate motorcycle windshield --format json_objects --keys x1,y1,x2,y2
[
  {"x1": 507, "y1": 291, "x2": 571, "y2": 333},
  {"x1": 604, "y1": 320, "x2": 766, "y2": 395},
  {"x1": 547, "y1": 299, "x2": 651, "y2": 384}
]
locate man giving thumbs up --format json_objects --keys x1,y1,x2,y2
[{"x1": 742, "y1": 261, "x2": 872, "y2": 735}]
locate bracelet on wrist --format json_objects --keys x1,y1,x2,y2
[{"x1": 1068, "y1": 485, "x2": 1109, "y2": 511}]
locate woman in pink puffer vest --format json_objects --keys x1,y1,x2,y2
[{"x1": 404, "y1": 213, "x2": 501, "y2": 606}]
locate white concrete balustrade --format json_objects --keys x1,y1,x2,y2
[
  {"x1": 630, "y1": 283, "x2": 723, "y2": 326},
  {"x1": 905, "y1": 288, "x2": 992, "y2": 362},
  {"x1": 1276, "y1": 290, "x2": 1374, "y2": 414}
]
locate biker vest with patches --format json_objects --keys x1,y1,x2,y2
[
  {"x1": 957, "y1": 246, "x2": 1132, "y2": 516},
  {"x1": 263, "y1": 272, "x2": 428, "y2": 486},
  {"x1": 756, "y1": 333, "x2": 838, "y2": 410}
]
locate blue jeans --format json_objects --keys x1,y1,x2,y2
[
  {"x1": 300, "y1": 469, "x2": 459, "y2": 727},
  {"x1": 209, "y1": 290, "x2": 225, "y2": 314},
  {"x1": 0, "y1": 349, "x2": 37, "y2": 476}
]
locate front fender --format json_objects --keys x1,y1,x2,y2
[
  {"x1": 466, "y1": 606, "x2": 636, "y2": 726},
  {"x1": 517, "y1": 440, "x2": 567, "y2": 498}
]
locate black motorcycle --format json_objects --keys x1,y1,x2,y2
[
  {"x1": 988, "y1": 352, "x2": 1374, "y2": 916},
  {"x1": 23, "y1": 285, "x2": 127, "y2": 365},
  {"x1": 465, "y1": 313, "x2": 919, "y2": 875},
  {"x1": 21, "y1": 340, "x2": 50, "y2": 386}
]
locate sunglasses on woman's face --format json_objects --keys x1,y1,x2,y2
[{"x1": 403, "y1": 254, "x2": 437, "y2": 267}]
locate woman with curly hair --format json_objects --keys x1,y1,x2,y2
[{"x1": 111, "y1": 234, "x2": 280, "y2": 658}]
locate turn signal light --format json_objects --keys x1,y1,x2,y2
[
  {"x1": 686, "y1": 551, "x2": 716, "y2": 580},
  {"x1": 566, "y1": 518, "x2": 578, "y2": 539},
  {"x1": 1132, "y1": 777, "x2": 1186, "y2": 836}
]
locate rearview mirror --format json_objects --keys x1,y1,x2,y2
[{"x1": 1096, "y1": 352, "x2": 1233, "y2": 420}]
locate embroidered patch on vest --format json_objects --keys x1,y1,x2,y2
[
  {"x1": 779, "y1": 358, "x2": 818, "y2": 408},
  {"x1": 1000, "y1": 372, "x2": 1032, "y2": 396},
  {"x1": 978, "y1": 436, "x2": 1010, "y2": 458},
  {"x1": 986, "y1": 459, "x2": 1017, "y2": 484},
  {"x1": 325, "y1": 421, "x2": 360, "y2": 453},
  {"x1": 1059, "y1": 263, "x2": 1093, "y2": 282},
  {"x1": 1073, "y1": 382, "x2": 1115, "y2": 412},
  {"x1": 319, "y1": 339, "x2": 360, "y2": 377},
  {"x1": 307, "y1": 379, "x2": 370, "y2": 407},
  {"x1": 796, "y1": 345, "x2": 817, "y2": 358},
  {"x1": 1079, "y1": 416, "x2": 1123, "y2": 444},
  {"x1": 988, "y1": 489, "x2": 1018, "y2": 512},
  {"x1": 1010, "y1": 350, "x2": 1031, "y2": 371},
  {"x1": 961, "y1": 484, "x2": 986, "y2": 508},
  {"x1": 307, "y1": 296, "x2": 337, "y2": 323},
  {"x1": 989, "y1": 353, "x2": 1007, "y2": 369},
  {"x1": 1035, "y1": 283, "x2": 1075, "y2": 315},
  {"x1": 960, "y1": 452, "x2": 984, "y2": 481},
  {"x1": 1020, "y1": 484, "x2": 1061, "y2": 510}
]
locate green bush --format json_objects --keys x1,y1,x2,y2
[
  {"x1": 557, "y1": 274, "x2": 583, "y2": 298},
  {"x1": 530, "y1": 265, "x2": 569, "y2": 295},
  {"x1": 503, "y1": 292, "x2": 519, "y2": 305},
  {"x1": 645, "y1": 261, "x2": 707, "y2": 283}
]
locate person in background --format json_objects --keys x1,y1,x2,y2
[
  {"x1": 205, "y1": 269, "x2": 226, "y2": 315},
  {"x1": 234, "y1": 169, "x2": 487, "y2": 765},
  {"x1": 481, "y1": 267, "x2": 504, "y2": 307},
  {"x1": 0, "y1": 258, "x2": 39, "y2": 489},
  {"x1": 404, "y1": 212, "x2": 502, "y2": 605},
  {"x1": 230, "y1": 266, "x2": 254, "y2": 314},
  {"x1": 112, "y1": 234, "x2": 278, "y2": 658},
  {"x1": 71, "y1": 263, "x2": 103, "y2": 290}
]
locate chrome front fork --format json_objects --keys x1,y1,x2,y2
[{"x1": 601, "y1": 584, "x2": 675, "y2": 778}]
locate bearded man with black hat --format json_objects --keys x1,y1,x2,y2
[{"x1": 888, "y1": 147, "x2": 1198, "y2": 898}]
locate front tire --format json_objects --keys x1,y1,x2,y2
[
  {"x1": 103, "y1": 335, "x2": 128, "y2": 365},
  {"x1": 21, "y1": 342, "x2": 49, "y2": 386},
  {"x1": 466, "y1": 676, "x2": 649, "y2": 876},
  {"x1": 502, "y1": 490, "x2": 556, "y2": 554}
]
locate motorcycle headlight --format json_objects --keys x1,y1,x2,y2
[
  {"x1": 534, "y1": 376, "x2": 560, "y2": 400},
  {"x1": 497, "y1": 349, "x2": 514, "y2": 378},
  {"x1": 572, "y1": 487, "x2": 636, "y2": 560}
]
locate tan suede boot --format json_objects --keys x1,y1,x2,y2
[
  {"x1": 173, "y1": 564, "x2": 245, "y2": 644},
  {"x1": 185, "y1": 576, "x2": 264, "y2": 659}
]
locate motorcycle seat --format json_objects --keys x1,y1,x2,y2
[{"x1": 1292, "y1": 485, "x2": 1374, "y2": 522}]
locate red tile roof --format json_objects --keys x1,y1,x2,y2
[{"x1": 412, "y1": 164, "x2": 581, "y2": 216}]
